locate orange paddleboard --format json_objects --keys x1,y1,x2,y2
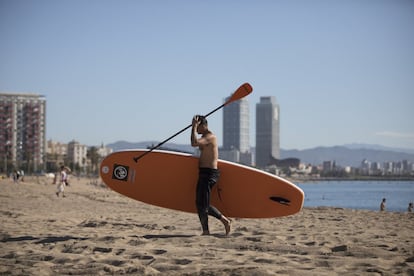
[{"x1": 100, "y1": 150, "x2": 304, "y2": 218}]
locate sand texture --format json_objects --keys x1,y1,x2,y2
[{"x1": 1, "y1": 177, "x2": 413, "y2": 275}]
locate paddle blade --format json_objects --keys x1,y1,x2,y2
[{"x1": 225, "y1": 83, "x2": 253, "y2": 105}]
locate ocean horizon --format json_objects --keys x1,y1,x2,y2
[{"x1": 296, "y1": 180, "x2": 414, "y2": 212}]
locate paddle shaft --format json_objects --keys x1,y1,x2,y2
[
  {"x1": 133, "y1": 103, "x2": 226, "y2": 162},
  {"x1": 133, "y1": 83, "x2": 252, "y2": 162}
]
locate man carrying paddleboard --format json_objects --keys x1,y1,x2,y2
[{"x1": 191, "y1": 115, "x2": 231, "y2": 236}]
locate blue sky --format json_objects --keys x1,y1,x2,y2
[{"x1": 1, "y1": 0, "x2": 413, "y2": 150}]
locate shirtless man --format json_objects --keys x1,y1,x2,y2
[{"x1": 191, "y1": 115, "x2": 231, "y2": 236}]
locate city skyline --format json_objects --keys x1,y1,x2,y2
[{"x1": 1, "y1": 1, "x2": 413, "y2": 150}]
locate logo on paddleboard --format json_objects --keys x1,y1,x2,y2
[{"x1": 112, "y1": 164, "x2": 129, "y2": 181}]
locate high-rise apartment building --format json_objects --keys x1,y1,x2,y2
[
  {"x1": 0, "y1": 93, "x2": 46, "y2": 173},
  {"x1": 223, "y1": 97, "x2": 250, "y2": 152},
  {"x1": 256, "y1": 96, "x2": 280, "y2": 168},
  {"x1": 221, "y1": 97, "x2": 252, "y2": 165}
]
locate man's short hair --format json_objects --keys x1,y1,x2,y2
[{"x1": 197, "y1": 115, "x2": 208, "y2": 126}]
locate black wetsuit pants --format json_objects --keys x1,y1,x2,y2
[{"x1": 196, "y1": 168, "x2": 222, "y2": 232}]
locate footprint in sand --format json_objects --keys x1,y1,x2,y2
[
  {"x1": 130, "y1": 252, "x2": 155, "y2": 260},
  {"x1": 246, "y1": 236, "x2": 262, "y2": 242},
  {"x1": 152, "y1": 249, "x2": 167, "y2": 255},
  {"x1": 127, "y1": 237, "x2": 147, "y2": 246},
  {"x1": 115, "y1": 249, "x2": 125, "y2": 255},
  {"x1": 61, "y1": 244, "x2": 88, "y2": 254},
  {"x1": 108, "y1": 259, "x2": 125, "y2": 266},
  {"x1": 97, "y1": 236, "x2": 120, "y2": 242},
  {"x1": 254, "y1": 258, "x2": 274, "y2": 264},
  {"x1": 79, "y1": 220, "x2": 108, "y2": 228},
  {"x1": 93, "y1": 247, "x2": 112, "y2": 253},
  {"x1": 174, "y1": 259, "x2": 192, "y2": 265},
  {"x1": 42, "y1": 255, "x2": 54, "y2": 261}
]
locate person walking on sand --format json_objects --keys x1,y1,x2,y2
[
  {"x1": 408, "y1": 202, "x2": 413, "y2": 213},
  {"x1": 191, "y1": 115, "x2": 231, "y2": 236},
  {"x1": 19, "y1": 170, "x2": 24, "y2": 182},
  {"x1": 380, "y1": 198, "x2": 386, "y2": 211},
  {"x1": 12, "y1": 170, "x2": 19, "y2": 183},
  {"x1": 64, "y1": 166, "x2": 71, "y2": 186},
  {"x1": 56, "y1": 165, "x2": 67, "y2": 198}
]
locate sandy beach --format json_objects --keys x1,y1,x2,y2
[{"x1": 1, "y1": 177, "x2": 413, "y2": 275}]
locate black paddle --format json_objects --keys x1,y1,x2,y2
[{"x1": 133, "y1": 83, "x2": 253, "y2": 162}]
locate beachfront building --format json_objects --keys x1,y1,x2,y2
[
  {"x1": 45, "y1": 140, "x2": 112, "y2": 174},
  {"x1": 47, "y1": 140, "x2": 68, "y2": 156},
  {"x1": 45, "y1": 140, "x2": 68, "y2": 172},
  {"x1": 97, "y1": 143, "x2": 113, "y2": 158},
  {"x1": 0, "y1": 93, "x2": 46, "y2": 174},
  {"x1": 220, "y1": 97, "x2": 252, "y2": 165},
  {"x1": 67, "y1": 140, "x2": 88, "y2": 172},
  {"x1": 255, "y1": 96, "x2": 280, "y2": 168}
]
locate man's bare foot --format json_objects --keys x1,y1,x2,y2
[
  {"x1": 221, "y1": 217, "x2": 231, "y2": 236},
  {"x1": 201, "y1": 230, "x2": 210, "y2": 236}
]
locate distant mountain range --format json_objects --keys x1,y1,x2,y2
[
  {"x1": 107, "y1": 141, "x2": 194, "y2": 153},
  {"x1": 341, "y1": 143, "x2": 414, "y2": 154},
  {"x1": 107, "y1": 141, "x2": 414, "y2": 167},
  {"x1": 281, "y1": 146, "x2": 414, "y2": 167}
]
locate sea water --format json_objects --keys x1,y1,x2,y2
[{"x1": 296, "y1": 181, "x2": 414, "y2": 212}]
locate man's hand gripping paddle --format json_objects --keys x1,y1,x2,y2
[{"x1": 133, "y1": 83, "x2": 253, "y2": 162}]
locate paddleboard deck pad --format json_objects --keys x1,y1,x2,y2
[{"x1": 100, "y1": 150, "x2": 304, "y2": 218}]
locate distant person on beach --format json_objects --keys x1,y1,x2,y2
[
  {"x1": 408, "y1": 202, "x2": 413, "y2": 213},
  {"x1": 56, "y1": 165, "x2": 67, "y2": 198},
  {"x1": 13, "y1": 170, "x2": 20, "y2": 183},
  {"x1": 380, "y1": 198, "x2": 386, "y2": 211},
  {"x1": 64, "y1": 166, "x2": 71, "y2": 186},
  {"x1": 191, "y1": 115, "x2": 231, "y2": 236},
  {"x1": 19, "y1": 170, "x2": 24, "y2": 182}
]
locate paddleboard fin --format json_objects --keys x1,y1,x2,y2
[{"x1": 270, "y1": 196, "x2": 290, "y2": 206}]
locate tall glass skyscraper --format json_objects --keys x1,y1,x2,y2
[
  {"x1": 223, "y1": 97, "x2": 250, "y2": 152},
  {"x1": 256, "y1": 96, "x2": 280, "y2": 168}
]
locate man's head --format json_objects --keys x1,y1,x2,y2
[
  {"x1": 196, "y1": 115, "x2": 208, "y2": 134},
  {"x1": 197, "y1": 115, "x2": 208, "y2": 126}
]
